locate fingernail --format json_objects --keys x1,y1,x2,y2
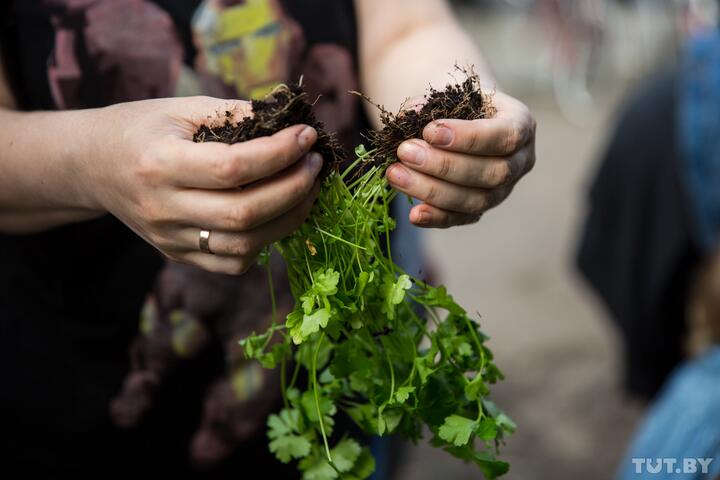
[
  {"x1": 412, "y1": 209, "x2": 429, "y2": 225},
  {"x1": 387, "y1": 164, "x2": 410, "y2": 188},
  {"x1": 298, "y1": 126, "x2": 317, "y2": 151},
  {"x1": 426, "y1": 123, "x2": 453, "y2": 146},
  {"x1": 398, "y1": 140, "x2": 427, "y2": 166},
  {"x1": 307, "y1": 152, "x2": 323, "y2": 173}
]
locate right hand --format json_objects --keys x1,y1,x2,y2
[{"x1": 80, "y1": 96, "x2": 322, "y2": 274}]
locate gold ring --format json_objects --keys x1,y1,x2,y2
[{"x1": 199, "y1": 229, "x2": 214, "y2": 254}]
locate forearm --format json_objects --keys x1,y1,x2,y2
[
  {"x1": 0, "y1": 107, "x2": 104, "y2": 233},
  {"x1": 357, "y1": 0, "x2": 495, "y2": 128}
]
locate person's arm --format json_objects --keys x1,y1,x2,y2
[
  {"x1": 0, "y1": 52, "x2": 107, "y2": 231},
  {"x1": 0, "y1": 53, "x2": 322, "y2": 275},
  {"x1": 357, "y1": 0, "x2": 493, "y2": 118},
  {"x1": 356, "y1": 0, "x2": 536, "y2": 228}
]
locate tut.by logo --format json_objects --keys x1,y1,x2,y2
[{"x1": 631, "y1": 458, "x2": 713, "y2": 475}]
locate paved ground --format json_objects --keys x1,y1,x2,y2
[{"x1": 392, "y1": 4, "x2": 674, "y2": 479}]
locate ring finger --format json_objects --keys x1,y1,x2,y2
[{"x1": 173, "y1": 180, "x2": 319, "y2": 256}]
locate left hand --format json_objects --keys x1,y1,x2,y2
[{"x1": 386, "y1": 91, "x2": 536, "y2": 228}]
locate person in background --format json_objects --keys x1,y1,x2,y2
[
  {"x1": 614, "y1": 251, "x2": 720, "y2": 480},
  {"x1": 578, "y1": 2, "x2": 720, "y2": 478},
  {"x1": 0, "y1": 0, "x2": 535, "y2": 477}
]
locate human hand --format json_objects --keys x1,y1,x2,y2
[
  {"x1": 81, "y1": 96, "x2": 322, "y2": 274},
  {"x1": 386, "y1": 91, "x2": 535, "y2": 228}
]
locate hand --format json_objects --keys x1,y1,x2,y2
[
  {"x1": 81, "y1": 96, "x2": 323, "y2": 274},
  {"x1": 386, "y1": 91, "x2": 536, "y2": 228}
]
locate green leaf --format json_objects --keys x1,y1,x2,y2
[
  {"x1": 381, "y1": 408, "x2": 403, "y2": 434},
  {"x1": 238, "y1": 331, "x2": 270, "y2": 360},
  {"x1": 458, "y1": 341, "x2": 473, "y2": 357},
  {"x1": 269, "y1": 434, "x2": 311, "y2": 463},
  {"x1": 474, "y1": 452, "x2": 510, "y2": 479},
  {"x1": 300, "y1": 309, "x2": 331, "y2": 338},
  {"x1": 354, "y1": 270, "x2": 374, "y2": 297},
  {"x1": 286, "y1": 387, "x2": 300, "y2": 402},
  {"x1": 476, "y1": 417, "x2": 499, "y2": 441},
  {"x1": 394, "y1": 385, "x2": 416, "y2": 404},
  {"x1": 346, "y1": 403, "x2": 375, "y2": 431},
  {"x1": 330, "y1": 438, "x2": 362, "y2": 472},
  {"x1": 388, "y1": 274, "x2": 412, "y2": 305},
  {"x1": 382, "y1": 329, "x2": 418, "y2": 364},
  {"x1": 296, "y1": 340, "x2": 333, "y2": 371},
  {"x1": 302, "y1": 458, "x2": 337, "y2": 480},
  {"x1": 464, "y1": 374, "x2": 489, "y2": 401},
  {"x1": 348, "y1": 448, "x2": 376, "y2": 479},
  {"x1": 313, "y1": 268, "x2": 340, "y2": 296},
  {"x1": 496, "y1": 413, "x2": 517, "y2": 434},
  {"x1": 377, "y1": 217, "x2": 396, "y2": 233},
  {"x1": 349, "y1": 314, "x2": 364, "y2": 329},
  {"x1": 422, "y1": 285, "x2": 466, "y2": 315},
  {"x1": 482, "y1": 398, "x2": 501, "y2": 417},
  {"x1": 267, "y1": 408, "x2": 304, "y2": 438},
  {"x1": 414, "y1": 355, "x2": 436, "y2": 385},
  {"x1": 331, "y1": 341, "x2": 376, "y2": 394},
  {"x1": 481, "y1": 398, "x2": 514, "y2": 434},
  {"x1": 267, "y1": 408, "x2": 311, "y2": 463},
  {"x1": 319, "y1": 368, "x2": 335, "y2": 384},
  {"x1": 438, "y1": 415, "x2": 477, "y2": 447},
  {"x1": 301, "y1": 294, "x2": 316, "y2": 314},
  {"x1": 322, "y1": 414, "x2": 336, "y2": 437},
  {"x1": 380, "y1": 274, "x2": 412, "y2": 320},
  {"x1": 286, "y1": 310, "x2": 303, "y2": 332},
  {"x1": 301, "y1": 390, "x2": 337, "y2": 423}
]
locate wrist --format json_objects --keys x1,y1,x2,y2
[{"x1": 63, "y1": 107, "x2": 113, "y2": 213}]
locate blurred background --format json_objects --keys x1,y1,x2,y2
[{"x1": 392, "y1": 1, "x2": 719, "y2": 479}]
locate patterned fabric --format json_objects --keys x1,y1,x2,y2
[
  {"x1": 109, "y1": 255, "x2": 294, "y2": 465},
  {"x1": 192, "y1": 0, "x2": 305, "y2": 99}
]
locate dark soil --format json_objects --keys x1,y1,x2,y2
[
  {"x1": 193, "y1": 68, "x2": 493, "y2": 172},
  {"x1": 193, "y1": 83, "x2": 346, "y2": 175},
  {"x1": 360, "y1": 67, "x2": 495, "y2": 165}
]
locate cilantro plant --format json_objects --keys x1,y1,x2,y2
[{"x1": 241, "y1": 145, "x2": 514, "y2": 479}]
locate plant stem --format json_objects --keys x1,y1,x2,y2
[{"x1": 312, "y1": 333, "x2": 332, "y2": 463}]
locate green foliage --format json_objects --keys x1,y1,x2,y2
[
  {"x1": 240, "y1": 149, "x2": 513, "y2": 479},
  {"x1": 439, "y1": 415, "x2": 477, "y2": 447},
  {"x1": 267, "y1": 409, "x2": 311, "y2": 463}
]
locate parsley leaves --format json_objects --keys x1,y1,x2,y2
[{"x1": 240, "y1": 147, "x2": 513, "y2": 479}]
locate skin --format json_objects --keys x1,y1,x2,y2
[
  {"x1": 0, "y1": 87, "x2": 322, "y2": 274},
  {"x1": 358, "y1": 0, "x2": 536, "y2": 228},
  {"x1": 0, "y1": 0, "x2": 536, "y2": 272}
]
